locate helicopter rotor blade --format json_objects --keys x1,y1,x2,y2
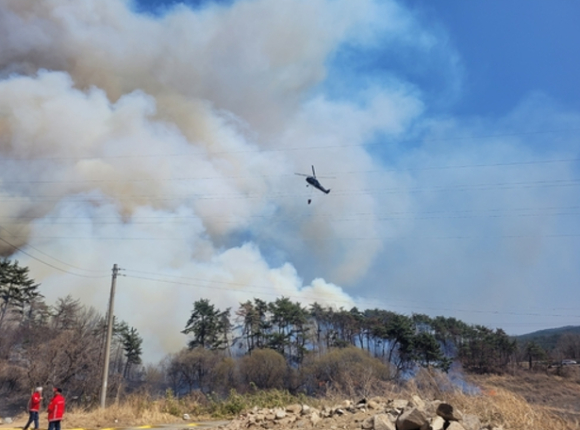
[
  {"x1": 295, "y1": 173, "x2": 309, "y2": 177},
  {"x1": 312, "y1": 165, "x2": 316, "y2": 177}
]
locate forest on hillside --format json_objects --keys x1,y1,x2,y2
[{"x1": 2, "y1": 258, "x2": 580, "y2": 411}]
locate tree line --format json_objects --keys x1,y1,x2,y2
[
  {"x1": 2, "y1": 258, "x2": 579, "y2": 409},
  {"x1": 0, "y1": 259, "x2": 143, "y2": 411},
  {"x1": 181, "y1": 297, "x2": 519, "y2": 375}
]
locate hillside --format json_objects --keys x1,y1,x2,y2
[{"x1": 514, "y1": 326, "x2": 580, "y2": 351}]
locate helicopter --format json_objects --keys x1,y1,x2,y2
[{"x1": 295, "y1": 165, "x2": 330, "y2": 204}]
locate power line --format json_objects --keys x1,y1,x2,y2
[
  {"x1": 0, "y1": 235, "x2": 109, "y2": 278},
  {"x1": 3, "y1": 232, "x2": 580, "y2": 241},
  {"x1": 0, "y1": 128, "x2": 578, "y2": 161},
  {"x1": 124, "y1": 268, "x2": 580, "y2": 315},
  {"x1": 0, "y1": 226, "x2": 109, "y2": 274},
  {"x1": 2, "y1": 204, "x2": 579, "y2": 223},
  {"x1": 1, "y1": 207, "x2": 580, "y2": 227},
  {"x1": 1, "y1": 157, "x2": 579, "y2": 185},
  {"x1": 1, "y1": 178, "x2": 579, "y2": 202},
  {"x1": 121, "y1": 271, "x2": 580, "y2": 320}
]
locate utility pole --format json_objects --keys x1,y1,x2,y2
[{"x1": 100, "y1": 264, "x2": 119, "y2": 409}]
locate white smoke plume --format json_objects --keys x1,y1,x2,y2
[
  {"x1": 3, "y1": 0, "x2": 580, "y2": 361},
  {"x1": 0, "y1": 0, "x2": 428, "y2": 360}
]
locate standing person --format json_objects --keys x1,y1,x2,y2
[
  {"x1": 23, "y1": 387, "x2": 43, "y2": 430},
  {"x1": 47, "y1": 387, "x2": 65, "y2": 430}
]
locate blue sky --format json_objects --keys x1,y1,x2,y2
[
  {"x1": 406, "y1": 0, "x2": 580, "y2": 116},
  {"x1": 1, "y1": 0, "x2": 579, "y2": 360}
]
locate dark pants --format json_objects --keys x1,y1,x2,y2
[
  {"x1": 23, "y1": 411, "x2": 39, "y2": 430},
  {"x1": 48, "y1": 420, "x2": 61, "y2": 430}
]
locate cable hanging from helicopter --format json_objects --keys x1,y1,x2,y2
[{"x1": 295, "y1": 165, "x2": 331, "y2": 204}]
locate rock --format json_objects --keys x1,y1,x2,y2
[
  {"x1": 390, "y1": 399, "x2": 409, "y2": 410},
  {"x1": 411, "y1": 395, "x2": 426, "y2": 411},
  {"x1": 216, "y1": 395, "x2": 490, "y2": 430},
  {"x1": 424, "y1": 400, "x2": 442, "y2": 417},
  {"x1": 435, "y1": 403, "x2": 463, "y2": 421},
  {"x1": 461, "y1": 414, "x2": 481, "y2": 430},
  {"x1": 430, "y1": 416, "x2": 445, "y2": 430},
  {"x1": 278, "y1": 417, "x2": 296, "y2": 426},
  {"x1": 446, "y1": 422, "x2": 466, "y2": 430},
  {"x1": 310, "y1": 412, "x2": 321, "y2": 426},
  {"x1": 4, "y1": 418, "x2": 12, "y2": 424},
  {"x1": 396, "y1": 408, "x2": 428, "y2": 430},
  {"x1": 183, "y1": 414, "x2": 191, "y2": 420},
  {"x1": 373, "y1": 413, "x2": 396, "y2": 430},
  {"x1": 362, "y1": 417, "x2": 374, "y2": 429},
  {"x1": 286, "y1": 404, "x2": 302, "y2": 414}
]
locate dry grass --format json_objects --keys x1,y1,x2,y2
[
  {"x1": 66, "y1": 391, "x2": 217, "y2": 428},
  {"x1": 63, "y1": 389, "x2": 308, "y2": 426},
  {"x1": 63, "y1": 403, "x2": 179, "y2": 428},
  {"x1": 5, "y1": 370, "x2": 580, "y2": 430},
  {"x1": 6, "y1": 392, "x2": 210, "y2": 429},
  {"x1": 397, "y1": 368, "x2": 580, "y2": 430}
]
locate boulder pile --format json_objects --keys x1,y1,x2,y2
[{"x1": 218, "y1": 395, "x2": 503, "y2": 430}]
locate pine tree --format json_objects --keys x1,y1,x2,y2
[
  {"x1": 0, "y1": 259, "x2": 41, "y2": 330},
  {"x1": 183, "y1": 299, "x2": 230, "y2": 350},
  {"x1": 122, "y1": 326, "x2": 143, "y2": 379}
]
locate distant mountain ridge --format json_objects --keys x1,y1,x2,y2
[{"x1": 514, "y1": 325, "x2": 580, "y2": 351}]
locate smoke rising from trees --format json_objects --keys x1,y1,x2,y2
[{"x1": 2, "y1": 0, "x2": 580, "y2": 361}]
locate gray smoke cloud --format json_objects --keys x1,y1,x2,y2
[
  {"x1": 0, "y1": 0, "x2": 430, "y2": 360},
  {"x1": 3, "y1": 0, "x2": 579, "y2": 361}
]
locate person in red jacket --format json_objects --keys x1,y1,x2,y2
[
  {"x1": 23, "y1": 387, "x2": 43, "y2": 430},
  {"x1": 47, "y1": 387, "x2": 65, "y2": 430}
]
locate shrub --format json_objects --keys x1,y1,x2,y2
[
  {"x1": 301, "y1": 347, "x2": 391, "y2": 397},
  {"x1": 239, "y1": 349, "x2": 287, "y2": 390}
]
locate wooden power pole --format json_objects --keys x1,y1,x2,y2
[{"x1": 100, "y1": 264, "x2": 119, "y2": 409}]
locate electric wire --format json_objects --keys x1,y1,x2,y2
[
  {"x1": 0, "y1": 226, "x2": 107, "y2": 274},
  {"x1": 0, "y1": 235, "x2": 109, "y2": 278},
  {"x1": 121, "y1": 270, "x2": 580, "y2": 320},
  {"x1": 2, "y1": 232, "x2": 580, "y2": 241},
  {"x1": 1, "y1": 156, "x2": 580, "y2": 185},
  {"x1": 124, "y1": 268, "x2": 579, "y2": 314},
  {"x1": 1, "y1": 206, "x2": 580, "y2": 226},
  {"x1": 0, "y1": 128, "x2": 577, "y2": 161},
  {"x1": 1, "y1": 178, "x2": 579, "y2": 204},
  {"x1": 1, "y1": 128, "x2": 579, "y2": 328}
]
